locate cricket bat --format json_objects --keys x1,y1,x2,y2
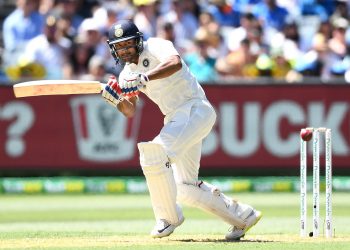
[{"x1": 13, "y1": 80, "x2": 105, "y2": 98}]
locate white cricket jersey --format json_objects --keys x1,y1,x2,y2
[{"x1": 118, "y1": 37, "x2": 207, "y2": 116}]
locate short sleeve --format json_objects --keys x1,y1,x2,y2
[{"x1": 147, "y1": 38, "x2": 179, "y2": 62}]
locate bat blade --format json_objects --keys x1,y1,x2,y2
[{"x1": 13, "y1": 80, "x2": 104, "y2": 98}]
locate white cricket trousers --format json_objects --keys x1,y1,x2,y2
[{"x1": 153, "y1": 98, "x2": 216, "y2": 184}]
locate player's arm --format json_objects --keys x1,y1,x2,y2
[
  {"x1": 145, "y1": 55, "x2": 182, "y2": 80},
  {"x1": 117, "y1": 96, "x2": 138, "y2": 118},
  {"x1": 102, "y1": 75, "x2": 138, "y2": 118},
  {"x1": 119, "y1": 55, "x2": 182, "y2": 95},
  {"x1": 119, "y1": 39, "x2": 183, "y2": 95},
  {"x1": 143, "y1": 38, "x2": 183, "y2": 81},
  {"x1": 120, "y1": 55, "x2": 182, "y2": 94}
]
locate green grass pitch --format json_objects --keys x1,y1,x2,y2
[{"x1": 0, "y1": 192, "x2": 349, "y2": 250}]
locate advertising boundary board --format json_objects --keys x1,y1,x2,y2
[{"x1": 1, "y1": 84, "x2": 350, "y2": 172}]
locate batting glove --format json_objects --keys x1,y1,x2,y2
[
  {"x1": 102, "y1": 75, "x2": 124, "y2": 107},
  {"x1": 120, "y1": 72, "x2": 149, "y2": 97}
]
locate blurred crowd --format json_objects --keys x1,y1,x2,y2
[{"x1": 1, "y1": 0, "x2": 350, "y2": 84}]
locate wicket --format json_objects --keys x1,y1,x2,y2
[{"x1": 300, "y1": 127, "x2": 332, "y2": 238}]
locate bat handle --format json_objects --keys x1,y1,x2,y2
[{"x1": 100, "y1": 83, "x2": 106, "y2": 92}]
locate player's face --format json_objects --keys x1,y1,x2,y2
[{"x1": 113, "y1": 39, "x2": 139, "y2": 64}]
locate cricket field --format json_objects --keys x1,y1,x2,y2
[{"x1": 0, "y1": 192, "x2": 349, "y2": 250}]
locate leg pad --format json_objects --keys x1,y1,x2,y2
[{"x1": 138, "y1": 142, "x2": 180, "y2": 224}]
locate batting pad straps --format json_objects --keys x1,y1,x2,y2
[
  {"x1": 138, "y1": 142, "x2": 180, "y2": 225},
  {"x1": 177, "y1": 181, "x2": 248, "y2": 228}
]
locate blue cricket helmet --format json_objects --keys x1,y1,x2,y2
[{"x1": 107, "y1": 20, "x2": 144, "y2": 64}]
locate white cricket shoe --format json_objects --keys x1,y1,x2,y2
[
  {"x1": 150, "y1": 215, "x2": 185, "y2": 238},
  {"x1": 225, "y1": 209, "x2": 262, "y2": 241}
]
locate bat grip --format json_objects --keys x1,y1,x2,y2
[{"x1": 100, "y1": 83, "x2": 106, "y2": 92}]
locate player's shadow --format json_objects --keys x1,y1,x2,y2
[{"x1": 175, "y1": 238, "x2": 275, "y2": 243}]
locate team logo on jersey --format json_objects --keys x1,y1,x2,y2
[
  {"x1": 143, "y1": 59, "x2": 150, "y2": 67},
  {"x1": 114, "y1": 24, "x2": 123, "y2": 37}
]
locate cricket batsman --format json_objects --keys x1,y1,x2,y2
[{"x1": 101, "y1": 19, "x2": 262, "y2": 240}]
